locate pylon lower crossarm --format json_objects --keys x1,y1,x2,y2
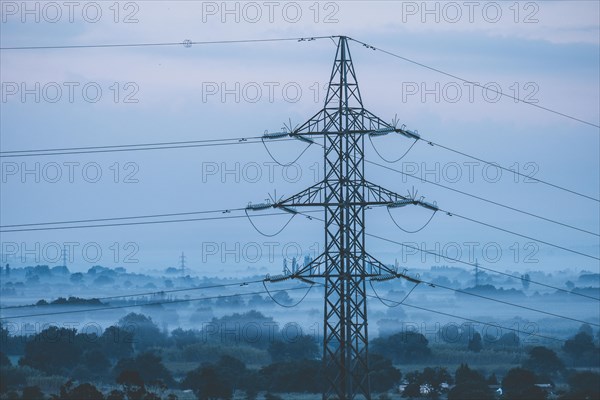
[
  {"x1": 363, "y1": 252, "x2": 421, "y2": 283},
  {"x1": 363, "y1": 180, "x2": 412, "y2": 204}
]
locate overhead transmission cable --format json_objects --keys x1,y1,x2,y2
[
  {"x1": 0, "y1": 279, "x2": 265, "y2": 310},
  {"x1": 0, "y1": 36, "x2": 337, "y2": 51},
  {"x1": 0, "y1": 209, "x2": 320, "y2": 233},
  {"x1": 0, "y1": 285, "x2": 313, "y2": 320},
  {"x1": 348, "y1": 37, "x2": 600, "y2": 129},
  {"x1": 0, "y1": 280, "x2": 574, "y2": 343},
  {"x1": 298, "y1": 212, "x2": 599, "y2": 301},
  {"x1": 366, "y1": 159, "x2": 599, "y2": 237}
]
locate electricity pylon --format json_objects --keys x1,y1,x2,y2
[{"x1": 251, "y1": 36, "x2": 437, "y2": 400}]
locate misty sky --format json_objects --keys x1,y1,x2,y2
[{"x1": 1, "y1": 1, "x2": 599, "y2": 277}]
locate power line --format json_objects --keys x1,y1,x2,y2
[
  {"x1": 295, "y1": 211, "x2": 599, "y2": 301},
  {"x1": 420, "y1": 138, "x2": 600, "y2": 203},
  {"x1": 308, "y1": 213, "x2": 600, "y2": 318},
  {"x1": 365, "y1": 231, "x2": 600, "y2": 302},
  {"x1": 0, "y1": 135, "x2": 260, "y2": 154},
  {"x1": 0, "y1": 279, "x2": 265, "y2": 311},
  {"x1": 4, "y1": 33, "x2": 594, "y2": 131},
  {"x1": 0, "y1": 280, "x2": 572, "y2": 343},
  {"x1": 3, "y1": 206, "x2": 592, "y2": 301},
  {"x1": 0, "y1": 208, "x2": 244, "y2": 229},
  {"x1": 0, "y1": 137, "x2": 298, "y2": 158},
  {"x1": 0, "y1": 36, "x2": 336, "y2": 51},
  {"x1": 439, "y1": 208, "x2": 599, "y2": 261},
  {"x1": 0, "y1": 285, "x2": 313, "y2": 320},
  {"x1": 366, "y1": 159, "x2": 599, "y2": 237},
  {"x1": 412, "y1": 277, "x2": 599, "y2": 327},
  {"x1": 349, "y1": 37, "x2": 600, "y2": 129},
  {"x1": 6, "y1": 134, "x2": 592, "y2": 239},
  {"x1": 363, "y1": 160, "x2": 598, "y2": 259},
  {"x1": 368, "y1": 295, "x2": 567, "y2": 343},
  {"x1": 3, "y1": 188, "x2": 594, "y2": 260},
  {"x1": 0, "y1": 210, "x2": 318, "y2": 233}
]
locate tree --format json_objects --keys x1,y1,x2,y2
[
  {"x1": 260, "y1": 359, "x2": 323, "y2": 393},
  {"x1": 468, "y1": 332, "x2": 482, "y2": 352},
  {"x1": 70, "y1": 272, "x2": 84, "y2": 283},
  {"x1": 106, "y1": 390, "x2": 126, "y2": 400},
  {"x1": 403, "y1": 367, "x2": 452, "y2": 398},
  {"x1": 485, "y1": 332, "x2": 520, "y2": 349},
  {"x1": 371, "y1": 332, "x2": 431, "y2": 363},
  {"x1": 215, "y1": 355, "x2": 247, "y2": 391},
  {"x1": 578, "y1": 323, "x2": 593, "y2": 337},
  {"x1": 60, "y1": 382, "x2": 105, "y2": 400},
  {"x1": 267, "y1": 335, "x2": 319, "y2": 362},
  {"x1": 117, "y1": 313, "x2": 166, "y2": 351},
  {"x1": 93, "y1": 275, "x2": 115, "y2": 286},
  {"x1": 0, "y1": 351, "x2": 10, "y2": 367},
  {"x1": 22, "y1": 386, "x2": 45, "y2": 399},
  {"x1": 563, "y1": 331, "x2": 599, "y2": 365},
  {"x1": 83, "y1": 349, "x2": 111, "y2": 373},
  {"x1": 1, "y1": 366, "x2": 26, "y2": 393},
  {"x1": 182, "y1": 356, "x2": 253, "y2": 397},
  {"x1": 271, "y1": 290, "x2": 292, "y2": 305},
  {"x1": 523, "y1": 346, "x2": 564, "y2": 376},
  {"x1": 369, "y1": 354, "x2": 402, "y2": 393},
  {"x1": 502, "y1": 368, "x2": 546, "y2": 400},
  {"x1": 565, "y1": 280, "x2": 575, "y2": 290},
  {"x1": 101, "y1": 326, "x2": 134, "y2": 359},
  {"x1": 116, "y1": 370, "x2": 146, "y2": 400},
  {"x1": 202, "y1": 311, "x2": 278, "y2": 349},
  {"x1": 448, "y1": 364, "x2": 493, "y2": 400},
  {"x1": 171, "y1": 328, "x2": 199, "y2": 349},
  {"x1": 182, "y1": 365, "x2": 233, "y2": 400},
  {"x1": 19, "y1": 327, "x2": 81, "y2": 374},
  {"x1": 566, "y1": 371, "x2": 600, "y2": 399},
  {"x1": 113, "y1": 352, "x2": 174, "y2": 387}
]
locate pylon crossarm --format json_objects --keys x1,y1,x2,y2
[
  {"x1": 363, "y1": 252, "x2": 422, "y2": 284},
  {"x1": 290, "y1": 252, "x2": 327, "y2": 278},
  {"x1": 362, "y1": 180, "x2": 412, "y2": 204},
  {"x1": 292, "y1": 108, "x2": 395, "y2": 137},
  {"x1": 275, "y1": 180, "x2": 327, "y2": 207},
  {"x1": 387, "y1": 197, "x2": 439, "y2": 212}
]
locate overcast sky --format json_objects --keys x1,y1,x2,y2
[{"x1": 1, "y1": 1, "x2": 598, "y2": 277}]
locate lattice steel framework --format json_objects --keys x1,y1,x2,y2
[{"x1": 257, "y1": 36, "x2": 427, "y2": 400}]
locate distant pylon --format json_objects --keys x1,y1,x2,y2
[
  {"x1": 62, "y1": 246, "x2": 68, "y2": 268},
  {"x1": 180, "y1": 252, "x2": 186, "y2": 277}
]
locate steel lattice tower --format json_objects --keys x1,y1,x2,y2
[{"x1": 254, "y1": 36, "x2": 434, "y2": 400}]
